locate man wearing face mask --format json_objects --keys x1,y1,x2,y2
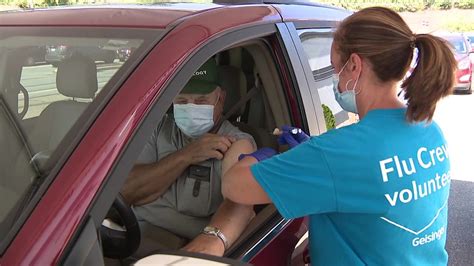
[{"x1": 122, "y1": 58, "x2": 257, "y2": 257}]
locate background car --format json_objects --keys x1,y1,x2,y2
[
  {"x1": 116, "y1": 47, "x2": 134, "y2": 62},
  {"x1": 437, "y1": 32, "x2": 473, "y2": 94},
  {"x1": 465, "y1": 32, "x2": 474, "y2": 46},
  {"x1": 23, "y1": 46, "x2": 47, "y2": 66},
  {"x1": 45, "y1": 45, "x2": 117, "y2": 66}
]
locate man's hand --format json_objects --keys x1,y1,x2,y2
[
  {"x1": 181, "y1": 133, "x2": 236, "y2": 164},
  {"x1": 181, "y1": 234, "x2": 225, "y2": 257}
]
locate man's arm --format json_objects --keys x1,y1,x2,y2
[
  {"x1": 121, "y1": 150, "x2": 191, "y2": 206},
  {"x1": 122, "y1": 134, "x2": 235, "y2": 206},
  {"x1": 182, "y1": 139, "x2": 256, "y2": 256}
]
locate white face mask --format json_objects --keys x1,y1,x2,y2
[
  {"x1": 173, "y1": 103, "x2": 215, "y2": 138},
  {"x1": 332, "y1": 59, "x2": 360, "y2": 114}
]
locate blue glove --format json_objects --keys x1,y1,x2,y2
[
  {"x1": 277, "y1": 125, "x2": 310, "y2": 148},
  {"x1": 238, "y1": 147, "x2": 277, "y2": 162}
]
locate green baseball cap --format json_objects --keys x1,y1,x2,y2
[{"x1": 182, "y1": 58, "x2": 220, "y2": 94}]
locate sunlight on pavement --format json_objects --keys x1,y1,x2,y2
[{"x1": 434, "y1": 94, "x2": 474, "y2": 183}]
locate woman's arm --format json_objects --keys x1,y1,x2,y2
[{"x1": 222, "y1": 156, "x2": 272, "y2": 205}]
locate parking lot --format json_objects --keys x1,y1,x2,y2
[{"x1": 434, "y1": 93, "x2": 474, "y2": 265}]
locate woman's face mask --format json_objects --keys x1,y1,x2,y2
[
  {"x1": 173, "y1": 93, "x2": 219, "y2": 138},
  {"x1": 332, "y1": 59, "x2": 360, "y2": 114}
]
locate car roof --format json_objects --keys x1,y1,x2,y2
[
  {"x1": 0, "y1": 2, "x2": 348, "y2": 28},
  {"x1": 0, "y1": 4, "x2": 218, "y2": 28}
]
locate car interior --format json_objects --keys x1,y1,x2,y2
[
  {"x1": 209, "y1": 41, "x2": 293, "y2": 253},
  {"x1": 0, "y1": 33, "x2": 298, "y2": 263},
  {"x1": 107, "y1": 40, "x2": 297, "y2": 262}
]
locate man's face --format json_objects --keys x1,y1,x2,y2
[{"x1": 173, "y1": 87, "x2": 226, "y2": 123}]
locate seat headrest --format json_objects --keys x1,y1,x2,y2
[{"x1": 56, "y1": 54, "x2": 98, "y2": 99}]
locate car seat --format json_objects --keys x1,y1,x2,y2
[
  {"x1": 29, "y1": 54, "x2": 98, "y2": 154},
  {"x1": 217, "y1": 49, "x2": 278, "y2": 150}
]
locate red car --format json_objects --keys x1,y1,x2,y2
[
  {"x1": 438, "y1": 33, "x2": 473, "y2": 94},
  {"x1": 0, "y1": 2, "x2": 350, "y2": 265}
]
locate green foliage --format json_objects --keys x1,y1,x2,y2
[
  {"x1": 0, "y1": 0, "x2": 212, "y2": 8},
  {"x1": 432, "y1": 0, "x2": 453, "y2": 9},
  {"x1": 442, "y1": 14, "x2": 474, "y2": 31},
  {"x1": 455, "y1": 0, "x2": 474, "y2": 8},
  {"x1": 315, "y1": 0, "x2": 474, "y2": 11},
  {"x1": 322, "y1": 104, "x2": 336, "y2": 131}
]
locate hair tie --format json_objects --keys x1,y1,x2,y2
[{"x1": 410, "y1": 35, "x2": 417, "y2": 48}]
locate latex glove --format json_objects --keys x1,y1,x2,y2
[
  {"x1": 277, "y1": 125, "x2": 310, "y2": 148},
  {"x1": 238, "y1": 147, "x2": 277, "y2": 162}
]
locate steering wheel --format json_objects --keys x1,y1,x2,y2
[{"x1": 100, "y1": 193, "x2": 141, "y2": 259}]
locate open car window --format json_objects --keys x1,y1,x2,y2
[
  {"x1": 0, "y1": 27, "x2": 160, "y2": 244},
  {"x1": 297, "y1": 29, "x2": 358, "y2": 129}
]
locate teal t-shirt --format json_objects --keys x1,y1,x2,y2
[{"x1": 251, "y1": 108, "x2": 450, "y2": 265}]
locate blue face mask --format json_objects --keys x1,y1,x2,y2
[
  {"x1": 173, "y1": 103, "x2": 214, "y2": 138},
  {"x1": 332, "y1": 60, "x2": 360, "y2": 114}
]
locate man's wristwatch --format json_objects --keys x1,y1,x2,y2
[{"x1": 202, "y1": 226, "x2": 228, "y2": 250}]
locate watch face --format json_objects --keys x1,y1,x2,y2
[{"x1": 204, "y1": 226, "x2": 218, "y2": 233}]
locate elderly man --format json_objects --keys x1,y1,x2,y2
[{"x1": 122, "y1": 58, "x2": 256, "y2": 256}]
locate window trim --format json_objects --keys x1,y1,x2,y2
[
  {"x1": 294, "y1": 26, "x2": 352, "y2": 128},
  {"x1": 277, "y1": 22, "x2": 325, "y2": 135}
]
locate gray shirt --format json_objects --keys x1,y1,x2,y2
[{"x1": 133, "y1": 115, "x2": 256, "y2": 239}]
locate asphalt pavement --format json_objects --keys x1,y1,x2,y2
[{"x1": 434, "y1": 93, "x2": 474, "y2": 265}]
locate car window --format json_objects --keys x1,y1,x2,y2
[
  {"x1": 0, "y1": 27, "x2": 158, "y2": 242},
  {"x1": 297, "y1": 29, "x2": 357, "y2": 129},
  {"x1": 118, "y1": 40, "x2": 291, "y2": 257},
  {"x1": 446, "y1": 38, "x2": 467, "y2": 54}
]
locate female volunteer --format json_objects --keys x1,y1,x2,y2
[{"x1": 222, "y1": 7, "x2": 456, "y2": 265}]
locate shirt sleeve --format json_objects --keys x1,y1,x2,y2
[
  {"x1": 250, "y1": 138, "x2": 337, "y2": 219},
  {"x1": 221, "y1": 121, "x2": 257, "y2": 150},
  {"x1": 136, "y1": 118, "x2": 166, "y2": 164}
]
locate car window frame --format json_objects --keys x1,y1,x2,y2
[
  {"x1": 58, "y1": 22, "x2": 296, "y2": 263},
  {"x1": 290, "y1": 21, "x2": 356, "y2": 133},
  {"x1": 0, "y1": 26, "x2": 163, "y2": 254},
  {"x1": 278, "y1": 22, "x2": 330, "y2": 135}
]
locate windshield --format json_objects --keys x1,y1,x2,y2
[
  {"x1": 0, "y1": 27, "x2": 160, "y2": 243},
  {"x1": 447, "y1": 38, "x2": 468, "y2": 54}
]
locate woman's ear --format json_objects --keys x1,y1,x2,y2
[{"x1": 349, "y1": 53, "x2": 363, "y2": 77}]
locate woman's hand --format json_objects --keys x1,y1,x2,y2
[
  {"x1": 238, "y1": 147, "x2": 277, "y2": 162},
  {"x1": 181, "y1": 234, "x2": 225, "y2": 257},
  {"x1": 277, "y1": 125, "x2": 310, "y2": 148}
]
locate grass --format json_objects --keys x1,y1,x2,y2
[{"x1": 441, "y1": 15, "x2": 474, "y2": 32}]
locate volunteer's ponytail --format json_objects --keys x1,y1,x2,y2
[{"x1": 401, "y1": 34, "x2": 457, "y2": 122}]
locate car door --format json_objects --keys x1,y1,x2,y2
[{"x1": 59, "y1": 7, "x2": 312, "y2": 266}]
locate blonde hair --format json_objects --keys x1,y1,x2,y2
[{"x1": 334, "y1": 7, "x2": 457, "y2": 122}]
